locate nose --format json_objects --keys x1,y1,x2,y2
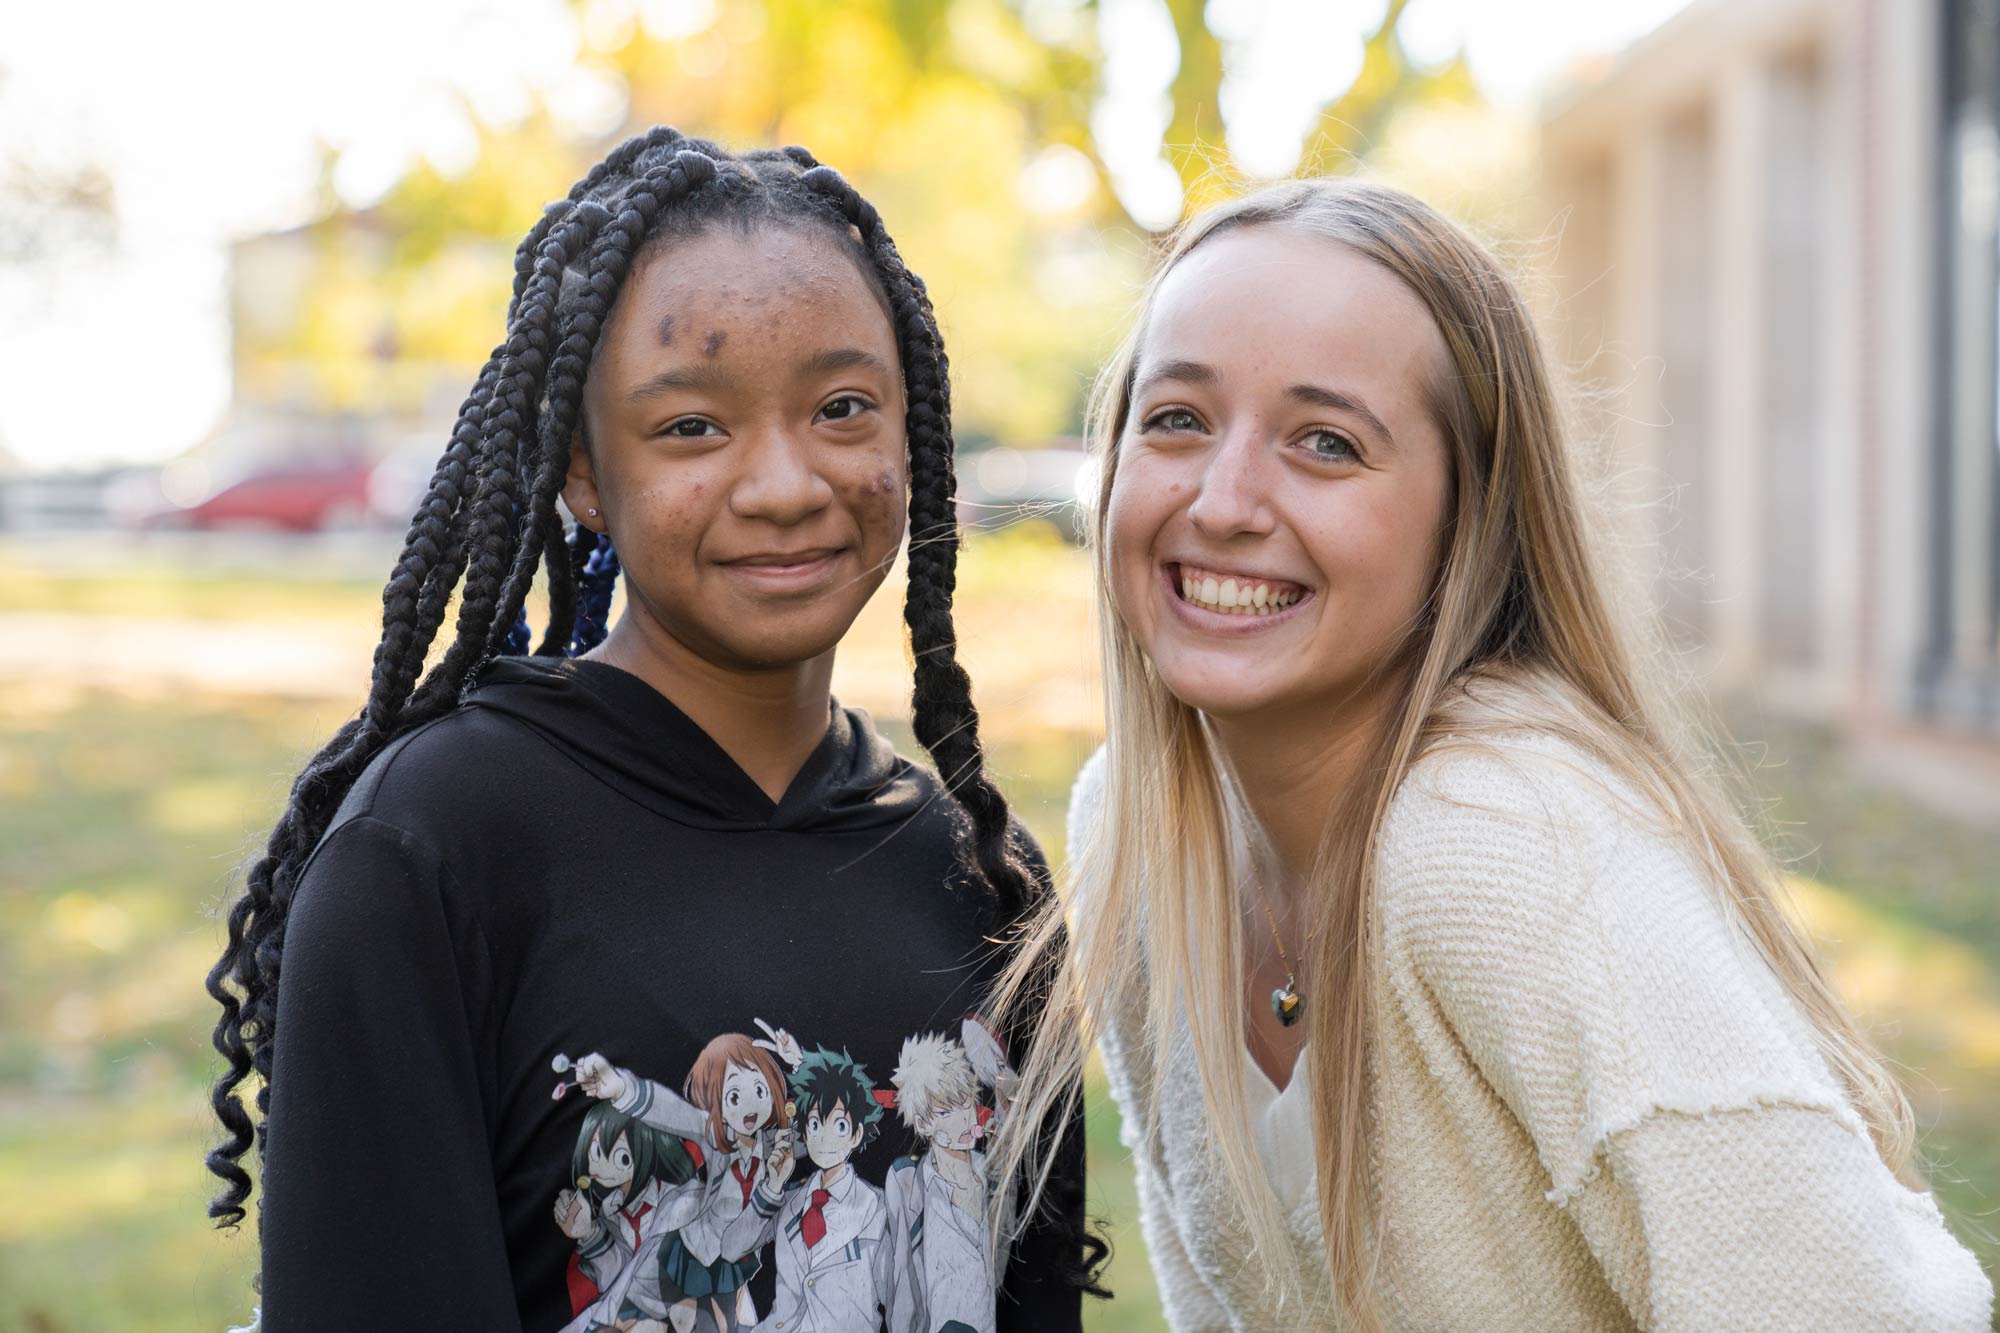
[
  {"x1": 730, "y1": 426, "x2": 836, "y2": 525},
  {"x1": 1184, "y1": 424, "x2": 1277, "y2": 540}
]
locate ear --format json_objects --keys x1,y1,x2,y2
[{"x1": 564, "y1": 430, "x2": 605, "y2": 533}]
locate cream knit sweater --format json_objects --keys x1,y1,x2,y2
[{"x1": 1072, "y1": 736, "x2": 1995, "y2": 1331}]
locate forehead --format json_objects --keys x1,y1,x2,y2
[
  {"x1": 724, "y1": 1064, "x2": 767, "y2": 1086},
  {"x1": 596, "y1": 223, "x2": 894, "y2": 372},
  {"x1": 1137, "y1": 223, "x2": 1447, "y2": 408}
]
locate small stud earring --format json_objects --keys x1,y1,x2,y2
[{"x1": 586, "y1": 507, "x2": 599, "y2": 518}]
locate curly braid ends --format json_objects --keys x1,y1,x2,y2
[{"x1": 203, "y1": 128, "x2": 1100, "y2": 1293}]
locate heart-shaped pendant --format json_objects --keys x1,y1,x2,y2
[{"x1": 1271, "y1": 981, "x2": 1302, "y2": 1027}]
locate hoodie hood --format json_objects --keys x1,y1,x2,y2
[{"x1": 463, "y1": 656, "x2": 930, "y2": 834}]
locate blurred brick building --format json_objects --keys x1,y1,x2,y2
[{"x1": 1540, "y1": 0, "x2": 2000, "y2": 759}]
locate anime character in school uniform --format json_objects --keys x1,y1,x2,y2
[
  {"x1": 729, "y1": 1044, "x2": 888, "y2": 1333},
  {"x1": 554, "y1": 1100, "x2": 702, "y2": 1321},
  {"x1": 570, "y1": 1027, "x2": 797, "y2": 1333},
  {"x1": 876, "y1": 1018, "x2": 1017, "y2": 1333}
]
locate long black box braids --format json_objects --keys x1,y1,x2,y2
[{"x1": 202, "y1": 125, "x2": 1104, "y2": 1293}]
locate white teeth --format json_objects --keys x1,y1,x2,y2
[{"x1": 1176, "y1": 568, "x2": 1304, "y2": 615}]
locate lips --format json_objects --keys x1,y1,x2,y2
[
  {"x1": 722, "y1": 547, "x2": 843, "y2": 568},
  {"x1": 714, "y1": 546, "x2": 850, "y2": 594}
]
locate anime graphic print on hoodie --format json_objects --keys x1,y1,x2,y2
[
  {"x1": 257, "y1": 657, "x2": 1084, "y2": 1333},
  {"x1": 554, "y1": 1017, "x2": 1016, "y2": 1333}
]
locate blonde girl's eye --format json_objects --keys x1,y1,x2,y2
[
  {"x1": 1140, "y1": 407, "x2": 1202, "y2": 434},
  {"x1": 1303, "y1": 428, "x2": 1360, "y2": 462},
  {"x1": 817, "y1": 394, "x2": 873, "y2": 423}
]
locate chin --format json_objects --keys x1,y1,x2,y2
[
  {"x1": 1152, "y1": 660, "x2": 1294, "y2": 718},
  {"x1": 710, "y1": 621, "x2": 852, "y2": 671}
]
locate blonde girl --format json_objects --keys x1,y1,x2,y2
[{"x1": 991, "y1": 178, "x2": 1994, "y2": 1329}]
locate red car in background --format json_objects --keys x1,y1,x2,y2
[{"x1": 147, "y1": 460, "x2": 383, "y2": 532}]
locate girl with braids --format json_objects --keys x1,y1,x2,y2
[
  {"x1": 204, "y1": 126, "x2": 1102, "y2": 1331},
  {"x1": 987, "y1": 177, "x2": 1993, "y2": 1329}
]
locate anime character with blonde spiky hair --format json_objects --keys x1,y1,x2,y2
[{"x1": 875, "y1": 1019, "x2": 1014, "y2": 1333}]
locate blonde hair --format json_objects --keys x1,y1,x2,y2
[
  {"x1": 892, "y1": 1032, "x2": 979, "y2": 1129},
  {"x1": 988, "y1": 177, "x2": 1918, "y2": 1325}
]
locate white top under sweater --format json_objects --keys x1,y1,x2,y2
[{"x1": 1071, "y1": 735, "x2": 1995, "y2": 1331}]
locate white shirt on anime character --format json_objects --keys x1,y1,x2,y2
[
  {"x1": 880, "y1": 1148, "x2": 996, "y2": 1333},
  {"x1": 757, "y1": 1163, "x2": 886, "y2": 1333}
]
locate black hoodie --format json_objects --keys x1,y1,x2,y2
[{"x1": 259, "y1": 656, "x2": 1085, "y2": 1332}]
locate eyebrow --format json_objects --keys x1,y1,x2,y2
[
  {"x1": 626, "y1": 347, "x2": 892, "y2": 404},
  {"x1": 1130, "y1": 358, "x2": 1217, "y2": 399},
  {"x1": 628, "y1": 363, "x2": 730, "y2": 402},
  {"x1": 796, "y1": 347, "x2": 893, "y2": 380}
]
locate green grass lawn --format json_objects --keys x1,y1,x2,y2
[{"x1": 0, "y1": 530, "x2": 1994, "y2": 1330}]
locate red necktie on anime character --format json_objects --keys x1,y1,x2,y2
[
  {"x1": 732, "y1": 1156, "x2": 762, "y2": 1206},
  {"x1": 800, "y1": 1187, "x2": 833, "y2": 1248}
]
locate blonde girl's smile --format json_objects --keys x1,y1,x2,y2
[{"x1": 1162, "y1": 561, "x2": 1312, "y2": 624}]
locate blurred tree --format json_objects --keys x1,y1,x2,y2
[
  {"x1": 0, "y1": 159, "x2": 116, "y2": 267},
  {"x1": 0, "y1": 69, "x2": 117, "y2": 269},
  {"x1": 233, "y1": 0, "x2": 1490, "y2": 442}
]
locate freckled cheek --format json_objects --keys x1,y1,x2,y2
[
  {"x1": 616, "y1": 479, "x2": 720, "y2": 567},
  {"x1": 1299, "y1": 493, "x2": 1432, "y2": 602},
  {"x1": 1102, "y1": 506, "x2": 1171, "y2": 633},
  {"x1": 836, "y1": 458, "x2": 908, "y2": 543},
  {"x1": 1105, "y1": 469, "x2": 1178, "y2": 572}
]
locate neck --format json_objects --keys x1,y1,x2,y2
[
  {"x1": 933, "y1": 1142, "x2": 973, "y2": 1169},
  {"x1": 819, "y1": 1161, "x2": 847, "y2": 1187},
  {"x1": 1206, "y1": 676, "x2": 1398, "y2": 907},
  {"x1": 592, "y1": 615, "x2": 834, "y2": 803}
]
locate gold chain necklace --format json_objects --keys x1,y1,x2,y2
[{"x1": 1250, "y1": 876, "x2": 1310, "y2": 1027}]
